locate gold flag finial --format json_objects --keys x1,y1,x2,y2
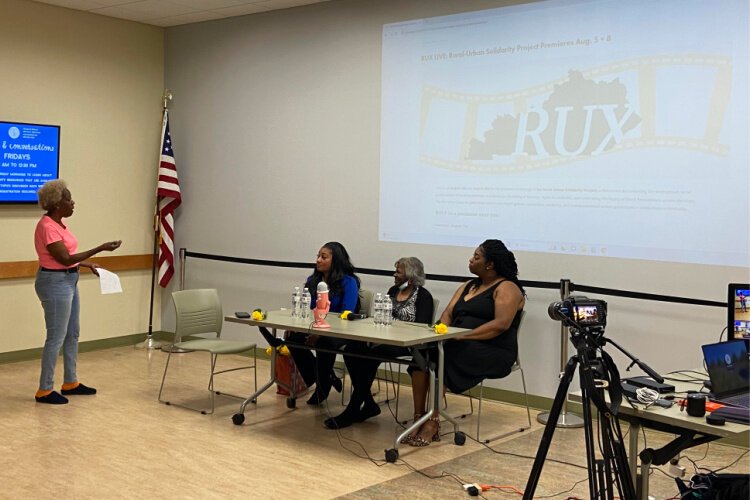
[{"x1": 162, "y1": 89, "x2": 173, "y2": 109}]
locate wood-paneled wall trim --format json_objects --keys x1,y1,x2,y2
[{"x1": 0, "y1": 254, "x2": 153, "y2": 280}]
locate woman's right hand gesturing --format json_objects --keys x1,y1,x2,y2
[{"x1": 100, "y1": 240, "x2": 122, "y2": 252}]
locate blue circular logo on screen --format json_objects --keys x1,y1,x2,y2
[{"x1": 8, "y1": 127, "x2": 20, "y2": 139}]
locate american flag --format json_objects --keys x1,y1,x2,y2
[{"x1": 157, "y1": 109, "x2": 181, "y2": 288}]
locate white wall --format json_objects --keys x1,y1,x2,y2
[
  {"x1": 0, "y1": 0, "x2": 164, "y2": 354},
  {"x1": 163, "y1": 0, "x2": 747, "y2": 399}
]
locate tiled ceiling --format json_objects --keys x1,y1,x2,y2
[{"x1": 29, "y1": 0, "x2": 332, "y2": 27}]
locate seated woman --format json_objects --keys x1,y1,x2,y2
[
  {"x1": 288, "y1": 242, "x2": 360, "y2": 405},
  {"x1": 405, "y1": 239, "x2": 525, "y2": 446},
  {"x1": 324, "y1": 257, "x2": 434, "y2": 429}
]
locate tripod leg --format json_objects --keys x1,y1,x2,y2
[
  {"x1": 580, "y1": 370, "x2": 601, "y2": 500},
  {"x1": 523, "y1": 356, "x2": 579, "y2": 500},
  {"x1": 604, "y1": 413, "x2": 637, "y2": 500}
]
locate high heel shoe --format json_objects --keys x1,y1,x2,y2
[
  {"x1": 409, "y1": 415, "x2": 440, "y2": 447},
  {"x1": 400, "y1": 413, "x2": 424, "y2": 444}
]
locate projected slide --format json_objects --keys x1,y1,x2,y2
[{"x1": 379, "y1": 0, "x2": 749, "y2": 267}]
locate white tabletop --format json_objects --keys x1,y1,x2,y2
[{"x1": 225, "y1": 309, "x2": 471, "y2": 347}]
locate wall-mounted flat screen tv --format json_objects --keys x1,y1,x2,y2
[{"x1": 0, "y1": 120, "x2": 60, "y2": 204}]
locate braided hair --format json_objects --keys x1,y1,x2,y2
[{"x1": 475, "y1": 239, "x2": 525, "y2": 296}]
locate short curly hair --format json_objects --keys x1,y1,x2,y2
[
  {"x1": 394, "y1": 257, "x2": 426, "y2": 287},
  {"x1": 37, "y1": 179, "x2": 68, "y2": 211}
]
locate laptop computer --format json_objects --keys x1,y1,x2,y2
[{"x1": 701, "y1": 340, "x2": 750, "y2": 409}]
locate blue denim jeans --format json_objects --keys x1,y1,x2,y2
[{"x1": 35, "y1": 270, "x2": 80, "y2": 391}]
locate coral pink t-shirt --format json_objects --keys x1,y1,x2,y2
[{"x1": 34, "y1": 215, "x2": 78, "y2": 269}]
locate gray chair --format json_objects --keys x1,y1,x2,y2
[
  {"x1": 359, "y1": 288, "x2": 374, "y2": 317},
  {"x1": 158, "y1": 288, "x2": 257, "y2": 414},
  {"x1": 458, "y1": 311, "x2": 532, "y2": 443}
]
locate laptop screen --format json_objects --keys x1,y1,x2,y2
[{"x1": 702, "y1": 340, "x2": 750, "y2": 396}]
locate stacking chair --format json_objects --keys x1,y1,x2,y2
[
  {"x1": 359, "y1": 289, "x2": 374, "y2": 317},
  {"x1": 158, "y1": 288, "x2": 257, "y2": 414},
  {"x1": 458, "y1": 311, "x2": 532, "y2": 443}
]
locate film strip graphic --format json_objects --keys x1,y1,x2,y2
[{"x1": 419, "y1": 54, "x2": 732, "y2": 174}]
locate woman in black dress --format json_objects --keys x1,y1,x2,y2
[{"x1": 405, "y1": 239, "x2": 525, "y2": 446}]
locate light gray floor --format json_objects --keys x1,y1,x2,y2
[{"x1": 1, "y1": 346, "x2": 747, "y2": 499}]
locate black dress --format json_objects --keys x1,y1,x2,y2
[{"x1": 443, "y1": 280, "x2": 523, "y2": 394}]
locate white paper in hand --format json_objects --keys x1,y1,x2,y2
[{"x1": 97, "y1": 268, "x2": 123, "y2": 294}]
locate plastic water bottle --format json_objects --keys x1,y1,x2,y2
[
  {"x1": 300, "y1": 288, "x2": 311, "y2": 320},
  {"x1": 291, "y1": 286, "x2": 301, "y2": 318},
  {"x1": 373, "y1": 293, "x2": 383, "y2": 325},
  {"x1": 382, "y1": 294, "x2": 393, "y2": 326}
]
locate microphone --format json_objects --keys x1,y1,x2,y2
[
  {"x1": 313, "y1": 281, "x2": 331, "y2": 328},
  {"x1": 345, "y1": 313, "x2": 368, "y2": 320}
]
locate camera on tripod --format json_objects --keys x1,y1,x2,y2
[{"x1": 548, "y1": 295, "x2": 607, "y2": 331}]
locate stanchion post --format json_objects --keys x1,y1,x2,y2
[
  {"x1": 536, "y1": 278, "x2": 584, "y2": 428},
  {"x1": 179, "y1": 247, "x2": 185, "y2": 291}
]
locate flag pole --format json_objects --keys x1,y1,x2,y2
[{"x1": 135, "y1": 89, "x2": 172, "y2": 350}]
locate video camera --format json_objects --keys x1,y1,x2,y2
[{"x1": 548, "y1": 295, "x2": 607, "y2": 330}]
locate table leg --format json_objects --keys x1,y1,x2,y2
[
  {"x1": 639, "y1": 455, "x2": 650, "y2": 500},
  {"x1": 237, "y1": 327, "x2": 290, "y2": 415},
  {"x1": 629, "y1": 421, "x2": 640, "y2": 483},
  {"x1": 391, "y1": 341, "x2": 463, "y2": 454}
]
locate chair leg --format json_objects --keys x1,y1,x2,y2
[
  {"x1": 476, "y1": 368, "x2": 533, "y2": 443},
  {"x1": 210, "y1": 350, "x2": 260, "y2": 406},
  {"x1": 207, "y1": 353, "x2": 216, "y2": 414},
  {"x1": 161, "y1": 350, "x2": 257, "y2": 415},
  {"x1": 253, "y1": 349, "x2": 258, "y2": 396},
  {"x1": 377, "y1": 363, "x2": 397, "y2": 405},
  {"x1": 520, "y1": 367, "x2": 532, "y2": 428},
  {"x1": 158, "y1": 350, "x2": 215, "y2": 414},
  {"x1": 209, "y1": 353, "x2": 218, "y2": 392},
  {"x1": 157, "y1": 348, "x2": 174, "y2": 404},
  {"x1": 452, "y1": 389, "x2": 475, "y2": 419},
  {"x1": 394, "y1": 365, "x2": 403, "y2": 422},
  {"x1": 476, "y1": 380, "x2": 484, "y2": 442}
]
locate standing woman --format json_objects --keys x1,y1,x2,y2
[
  {"x1": 287, "y1": 242, "x2": 360, "y2": 405},
  {"x1": 34, "y1": 180, "x2": 122, "y2": 404},
  {"x1": 405, "y1": 239, "x2": 525, "y2": 446}
]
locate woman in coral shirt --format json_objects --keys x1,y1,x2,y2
[{"x1": 33, "y1": 180, "x2": 121, "y2": 404}]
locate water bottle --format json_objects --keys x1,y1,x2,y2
[
  {"x1": 382, "y1": 294, "x2": 393, "y2": 326},
  {"x1": 291, "y1": 286, "x2": 301, "y2": 318},
  {"x1": 301, "y1": 288, "x2": 311, "y2": 320},
  {"x1": 373, "y1": 293, "x2": 383, "y2": 325}
]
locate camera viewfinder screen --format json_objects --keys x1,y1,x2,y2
[{"x1": 574, "y1": 305, "x2": 600, "y2": 325}]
